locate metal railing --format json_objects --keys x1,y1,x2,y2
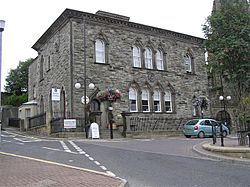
[
  {"x1": 50, "y1": 117, "x2": 85, "y2": 134},
  {"x1": 129, "y1": 117, "x2": 189, "y2": 132},
  {"x1": 29, "y1": 113, "x2": 46, "y2": 128}
]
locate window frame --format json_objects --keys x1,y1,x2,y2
[
  {"x1": 156, "y1": 49, "x2": 164, "y2": 70},
  {"x1": 144, "y1": 47, "x2": 153, "y2": 69},
  {"x1": 184, "y1": 53, "x2": 193, "y2": 73},
  {"x1": 142, "y1": 89, "x2": 150, "y2": 112},
  {"x1": 153, "y1": 90, "x2": 161, "y2": 112},
  {"x1": 129, "y1": 87, "x2": 138, "y2": 112},
  {"x1": 95, "y1": 39, "x2": 106, "y2": 64},
  {"x1": 132, "y1": 45, "x2": 142, "y2": 68},
  {"x1": 164, "y1": 90, "x2": 172, "y2": 113}
]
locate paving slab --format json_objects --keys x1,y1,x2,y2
[{"x1": 0, "y1": 152, "x2": 127, "y2": 187}]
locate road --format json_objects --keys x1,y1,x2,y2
[{"x1": 1, "y1": 130, "x2": 250, "y2": 187}]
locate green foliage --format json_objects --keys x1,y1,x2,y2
[
  {"x1": 203, "y1": 1, "x2": 250, "y2": 145},
  {"x1": 5, "y1": 58, "x2": 33, "y2": 95},
  {"x1": 203, "y1": 0, "x2": 250, "y2": 103},
  {"x1": 4, "y1": 93, "x2": 28, "y2": 107}
]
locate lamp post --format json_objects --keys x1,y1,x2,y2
[
  {"x1": 219, "y1": 95, "x2": 231, "y2": 146},
  {"x1": 0, "y1": 20, "x2": 5, "y2": 107},
  {"x1": 0, "y1": 20, "x2": 5, "y2": 144},
  {"x1": 75, "y1": 82, "x2": 95, "y2": 138}
]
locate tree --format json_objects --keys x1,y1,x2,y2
[
  {"x1": 5, "y1": 58, "x2": 33, "y2": 95},
  {"x1": 3, "y1": 58, "x2": 33, "y2": 106},
  {"x1": 203, "y1": 0, "x2": 250, "y2": 145}
]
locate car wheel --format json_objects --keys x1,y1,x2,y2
[
  {"x1": 222, "y1": 130, "x2": 227, "y2": 137},
  {"x1": 198, "y1": 131, "x2": 205, "y2": 138},
  {"x1": 185, "y1": 135, "x2": 191, "y2": 138}
]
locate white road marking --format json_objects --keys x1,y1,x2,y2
[
  {"x1": 100, "y1": 166, "x2": 107, "y2": 170},
  {"x1": 43, "y1": 147, "x2": 60, "y2": 151},
  {"x1": 42, "y1": 147, "x2": 78, "y2": 154},
  {"x1": 94, "y1": 161, "x2": 100, "y2": 165},
  {"x1": 14, "y1": 137, "x2": 41, "y2": 143},
  {"x1": 60, "y1": 141, "x2": 71, "y2": 152},
  {"x1": 68, "y1": 140, "x2": 116, "y2": 176}
]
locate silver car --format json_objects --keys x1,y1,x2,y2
[{"x1": 183, "y1": 119, "x2": 229, "y2": 138}]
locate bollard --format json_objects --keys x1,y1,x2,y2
[
  {"x1": 212, "y1": 124, "x2": 216, "y2": 144},
  {"x1": 220, "y1": 123, "x2": 224, "y2": 147},
  {"x1": 248, "y1": 132, "x2": 250, "y2": 147}
]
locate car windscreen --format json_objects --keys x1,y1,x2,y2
[{"x1": 186, "y1": 120, "x2": 199, "y2": 126}]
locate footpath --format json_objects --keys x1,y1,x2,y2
[
  {"x1": 193, "y1": 135, "x2": 250, "y2": 165},
  {"x1": 0, "y1": 128, "x2": 128, "y2": 187}
]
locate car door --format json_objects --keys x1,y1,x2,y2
[
  {"x1": 202, "y1": 120, "x2": 213, "y2": 136},
  {"x1": 210, "y1": 120, "x2": 219, "y2": 136}
]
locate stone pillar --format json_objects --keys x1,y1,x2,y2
[{"x1": 121, "y1": 112, "x2": 132, "y2": 137}]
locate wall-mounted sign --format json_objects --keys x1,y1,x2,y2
[
  {"x1": 64, "y1": 119, "x2": 76, "y2": 129},
  {"x1": 81, "y1": 96, "x2": 89, "y2": 104},
  {"x1": 52, "y1": 88, "x2": 60, "y2": 101}
]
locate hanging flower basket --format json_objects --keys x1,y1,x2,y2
[{"x1": 96, "y1": 88, "x2": 122, "y2": 103}]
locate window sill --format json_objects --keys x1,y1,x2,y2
[{"x1": 94, "y1": 62, "x2": 110, "y2": 65}]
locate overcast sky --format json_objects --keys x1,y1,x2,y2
[{"x1": 0, "y1": 0, "x2": 214, "y2": 91}]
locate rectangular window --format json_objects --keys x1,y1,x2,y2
[
  {"x1": 165, "y1": 91, "x2": 172, "y2": 112},
  {"x1": 129, "y1": 88, "x2": 137, "y2": 112},
  {"x1": 154, "y1": 91, "x2": 161, "y2": 112},
  {"x1": 142, "y1": 90, "x2": 150, "y2": 112},
  {"x1": 130, "y1": 100, "x2": 137, "y2": 112}
]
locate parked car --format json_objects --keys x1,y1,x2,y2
[{"x1": 183, "y1": 119, "x2": 229, "y2": 138}]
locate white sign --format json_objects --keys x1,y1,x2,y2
[
  {"x1": 64, "y1": 119, "x2": 76, "y2": 129},
  {"x1": 81, "y1": 96, "x2": 89, "y2": 104},
  {"x1": 89, "y1": 122, "x2": 100, "y2": 139},
  {"x1": 52, "y1": 88, "x2": 60, "y2": 101}
]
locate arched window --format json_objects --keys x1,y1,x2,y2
[
  {"x1": 90, "y1": 99, "x2": 100, "y2": 112},
  {"x1": 165, "y1": 90, "x2": 172, "y2": 112},
  {"x1": 129, "y1": 88, "x2": 138, "y2": 112},
  {"x1": 142, "y1": 89, "x2": 150, "y2": 112},
  {"x1": 95, "y1": 39, "x2": 105, "y2": 63},
  {"x1": 154, "y1": 90, "x2": 161, "y2": 112},
  {"x1": 144, "y1": 48, "x2": 153, "y2": 69},
  {"x1": 184, "y1": 53, "x2": 193, "y2": 73},
  {"x1": 40, "y1": 56, "x2": 44, "y2": 80},
  {"x1": 156, "y1": 50, "x2": 164, "y2": 70},
  {"x1": 132, "y1": 45, "x2": 141, "y2": 68}
]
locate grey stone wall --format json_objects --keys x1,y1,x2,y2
[
  {"x1": 29, "y1": 21, "x2": 72, "y2": 118},
  {"x1": 71, "y1": 19, "x2": 209, "y2": 125},
  {"x1": 29, "y1": 9, "x2": 209, "y2": 131}
]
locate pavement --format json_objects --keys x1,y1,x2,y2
[
  {"x1": 0, "y1": 128, "x2": 128, "y2": 187},
  {"x1": 1, "y1": 128, "x2": 250, "y2": 186},
  {"x1": 193, "y1": 135, "x2": 250, "y2": 165}
]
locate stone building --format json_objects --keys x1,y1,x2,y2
[{"x1": 28, "y1": 9, "x2": 208, "y2": 137}]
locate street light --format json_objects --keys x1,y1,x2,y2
[
  {"x1": 219, "y1": 95, "x2": 231, "y2": 146},
  {"x1": 75, "y1": 82, "x2": 95, "y2": 138},
  {"x1": 0, "y1": 20, "x2": 5, "y2": 107},
  {"x1": 0, "y1": 20, "x2": 5, "y2": 144}
]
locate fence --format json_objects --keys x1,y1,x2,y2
[
  {"x1": 29, "y1": 113, "x2": 46, "y2": 128},
  {"x1": 50, "y1": 117, "x2": 85, "y2": 134},
  {"x1": 9, "y1": 118, "x2": 20, "y2": 128},
  {"x1": 129, "y1": 117, "x2": 189, "y2": 132}
]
